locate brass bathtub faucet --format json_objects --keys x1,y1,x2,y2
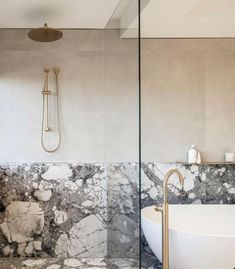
[{"x1": 155, "y1": 169, "x2": 184, "y2": 269}]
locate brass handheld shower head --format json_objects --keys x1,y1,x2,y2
[{"x1": 28, "y1": 23, "x2": 63, "y2": 42}]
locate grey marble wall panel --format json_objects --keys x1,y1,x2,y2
[
  {"x1": 0, "y1": 161, "x2": 234, "y2": 265},
  {"x1": 0, "y1": 163, "x2": 107, "y2": 258},
  {"x1": 0, "y1": 162, "x2": 140, "y2": 260},
  {"x1": 141, "y1": 163, "x2": 235, "y2": 207},
  {"x1": 107, "y1": 163, "x2": 139, "y2": 258}
]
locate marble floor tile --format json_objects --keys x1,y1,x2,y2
[{"x1": 0, "y1": 258, "x2": 140, "y2": 269}]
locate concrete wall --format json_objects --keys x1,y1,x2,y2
[
  {"x1": 142, "y1": 39, "x2": 235, "y2": 162},
  {"x1": 1, "y1": 32, "x2": 235, "y2": 163},
  {"x1": 0, "y1": 30, "x2": 139, "y2": 162}
]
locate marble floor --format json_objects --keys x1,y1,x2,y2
[
  {"x1": 0, "y1": 257, "x2": 163, "y2": 269},
  {"x1": 141, "y1": 255, "x2": 162, "y2": 269},
  {"x1": 0, "y1": 258, "x2": 140, "y2": 269}
]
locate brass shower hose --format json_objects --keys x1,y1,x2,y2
[{"x1": 41, "y1": 68, "x2": 61, "y2": 153}]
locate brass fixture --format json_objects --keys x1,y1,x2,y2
[
  {"x1": 155, "y1": 169, "x2": 184, "y2": 269},
  {"x1": 42, "y1": 69, "x2": 51, "y2": 133},
  {"x1": 41, "y1": 68, "x2": 61, "y2": 153},
  {"x1": 28, "y1": 23, "x2": 63, "y2": 42}
]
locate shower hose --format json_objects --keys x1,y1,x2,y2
[{"x1": 41, "y1": 68, "x2": 61, "y2": 153}]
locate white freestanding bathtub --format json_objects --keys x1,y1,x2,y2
[{"x1": 141, "y1": 205, "x2": 235, "y2": 269}]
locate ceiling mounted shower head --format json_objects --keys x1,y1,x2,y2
[{"x1": 28, "y1": 23, "x2": 63, "y2": 42}]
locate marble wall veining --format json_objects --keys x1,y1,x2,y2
[
  {"x1": 141, "y1": 162, "x2": 235, "y2": 206},
  {"x1": 0, "y1": 161, "x2": 234, "y2": 267},
  {"x1": 107, "y1": 163, "x2": 139, "y2": 258},
  {"x1": 0, "y1": 162, "x2": 140, "y2": 260},
  {"x1": 0, "y1": 163, "x2": 107, "y2": 258}
]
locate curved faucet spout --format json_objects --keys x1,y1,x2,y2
[
  {"x1": 161, "y1": 169, "x2": 184, "y2": 269},
  {"x1": 163, "y1": 169, "x2": 184, "y2": 202}
]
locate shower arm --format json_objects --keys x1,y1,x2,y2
[{"x1": 41, "y1": 68, "x2": 61, "y2": 153}]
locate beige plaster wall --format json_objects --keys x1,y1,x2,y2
[
  {"x1": 142, "y1": 39, "x2": 235, "y2": 162},
  {"x1": 0, "y1": 30, "x2": 139, "y2": 162},
  {"x1": 1, "y1": 32, "x2": 234, "y2": 163}
]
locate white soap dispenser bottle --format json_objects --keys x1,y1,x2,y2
[
  {"x1": 196, "y1": 152, "x2": 202, "y2": 164},
  {"x1": 188, "y1": 145, "x2": 198, "y2": 163}
]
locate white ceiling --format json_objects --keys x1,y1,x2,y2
[
  {"x1": 140, "y1": 0, "x2": 235, "y2": 38},
  {"x1": 0, "y1": 0, "x2": 120, "y2": 28},
  {"x1": 1, "y1": 0, "x2": 235, "y2": 38}
]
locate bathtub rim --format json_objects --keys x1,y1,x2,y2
[{"x1": 141, "y1": 205, "x2": 235, "y2": 238}]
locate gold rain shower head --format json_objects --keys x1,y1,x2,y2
[{"x1": 28, "y1": 23, "x2": 63, "y2": 42}]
